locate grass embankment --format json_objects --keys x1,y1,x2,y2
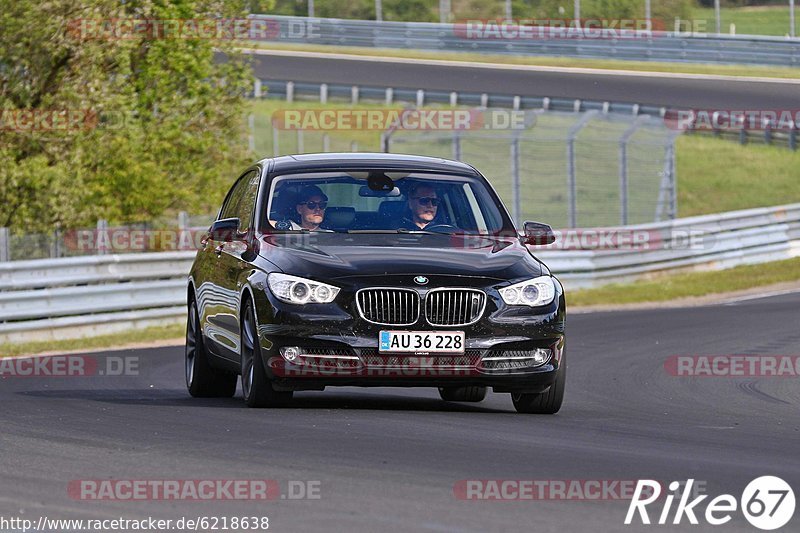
[
  {"x1": 0, "y1": 324, "x2": 185, "y2": 358},
  {"x1": 692, "y1": 5, "x2": 797, "y2": 37},
  {"x1": 570, "y1": 257, "x2": 800, "y2": 306}
]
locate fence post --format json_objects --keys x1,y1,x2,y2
[
  {"x1": 297, "y1": 129, "x2": 304, "y2": 153},
  {"x1": 618, "y1": 116, "x2": 646, "y2": 225},
  {"x1": 380, "y1": 132, "x2": 390, "y2": 153},
  {"x1": 510, "y1": 132, "x2": 521, "y2": 227},
  {"x1": 272, "y1": 124, "x2": 280, "y2": 156},
  {"x1": 452, "y1": 131, "x2": 461, "y2": 161},
  {"x1": 97, "y1": 219, "x2": 108, "y2": 255},
  {"x1": 253, "y1": 78, "x2": 262, "y2": 98},
  {"x1": 322, "y1": 133, "x2": 330, "y2": 152},
  {"x1": 566, "y1": 111, "x2": 598, "y2": 228},
  {"x1": 790, "y1": 125, "x2": 798, "y2": 151},
  {"x1": 51, "y1": 227, "x2": 63, "y2": 259},
  {"x1": 670, "y1": 140, "x2": 678, "y2": 219},
  {"x1": 0, "y1": 227, "x2": 9, "y2": 261}
]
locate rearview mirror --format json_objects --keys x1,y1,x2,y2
[
  {"x1": 359, "y1": 185, "x2": 400, "y2": 197},
  {"x1": 210, "y1": 217, "x2": 239, "y2": 242},
  {"x1": 522, "y1": 221, "x2": 556, "y2": 245}
]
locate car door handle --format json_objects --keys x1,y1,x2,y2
[{"x1": 214, "y1": 243, "x2": 224, "y2": 256}]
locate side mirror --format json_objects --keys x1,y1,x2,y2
[
  {"x1": 522, "y1": 221, "x2": 556, "y2": 245},
  {"x1": 210, "y1": 217, "x2": 239, "y2": 242}
]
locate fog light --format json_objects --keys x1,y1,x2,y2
[
  {"x1": 280, "y1": 346, "x2": 300, "y2": 362},
  {"x1": 531, "y1": 348, "x2": 550, "y2": 367}
]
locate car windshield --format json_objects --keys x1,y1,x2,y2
[{"x1": 264, "y1": 171, "x2": 511, "y2": 234}]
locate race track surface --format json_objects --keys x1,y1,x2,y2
[
  {"x1": 2, "y1": 292, "x2": 799, "y2": 532},
  {"x1": 249, "y1": 51, "x2": 800, "y2": 109}
]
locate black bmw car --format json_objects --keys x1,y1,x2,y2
[{"x1": 186, "y1": 153, "x2": 566, "y2": 413}]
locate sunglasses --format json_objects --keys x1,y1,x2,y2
[
  {"x1": 412, "y1": 197, "x2": 440, "y2": 207},
  {"x1": 299, "y1": 201, "x2": 328, "y2": 210}
]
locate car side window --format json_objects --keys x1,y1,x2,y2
[
  {"x1": 235, "y1": 171, "x2": 261, "y2": 233},
  {"x1": 219, "y1": 170, "x2": 260, "y2": 232}
]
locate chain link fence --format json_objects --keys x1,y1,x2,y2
[{"x1": 384, "y1": 110, "x2": 679, "y2": 228}]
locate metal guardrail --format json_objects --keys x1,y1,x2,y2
[
  {"x1": 248, "y1": 15, "x2": 800, "y2": 66},
  {"x1": 0, "y1": 253, "x2": 194, "y2": 344},
  {"x1": 2, "y1": 203, "x2": 799, "y2": 344},
  {"x1": 536, "y1": 203, "x2": 800, "y2": 287}
]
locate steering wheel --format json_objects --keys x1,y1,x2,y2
[{"x1": 423, "y1": 223, "x2": 460, "y2": 233}]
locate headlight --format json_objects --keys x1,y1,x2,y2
[
  {"x1": 267, "y1": 273, "x2": 340, "y2": 304},
  {"x1": 499, "y1": 276, "x2": 555, "y2": 307}
]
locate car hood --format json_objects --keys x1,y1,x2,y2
[{"x1": 259, "y1": 233, "x2": 543, "y2": 283}]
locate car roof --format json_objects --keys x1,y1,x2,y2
[{"x1": 261, "y1": 152, "x2": 481, "y2": 176}]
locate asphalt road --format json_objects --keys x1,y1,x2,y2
[
  {"x1": 249, "y1": 51, "x2": 800, "y2": 110},
  {"x1": 2, "y1": 292, "x2": 799, "y2": 532}
]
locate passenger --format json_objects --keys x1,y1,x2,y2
[{"x1": 271, "y1": 185, "x2": 328, "y2": 231}]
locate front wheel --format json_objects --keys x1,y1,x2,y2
[
  {"x1": 511, "y1": 353, "x2": 566, "y2": 414},
  {"x1": 186, "y1": 299, "x2": 237, "y2": 398},
  {"x1": 240, "y1": 301, "x2": 293, "y2": 408}
]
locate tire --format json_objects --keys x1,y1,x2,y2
[
  {"x1": 240, "y1": 300, "x2": 293, "y2": 408},
  {"x1": 511, "y1": 352, "x2": 566, "y2": 414},
  {"x1": 438, "y1": 385, "x2": 487, "y2": 403},
  {"x1": 186, "y1": 299, "x2": 237, "y2": 398}
]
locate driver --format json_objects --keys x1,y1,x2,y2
[{"x1": 397, "y1": 183, "x2": 440, "y2": 230}]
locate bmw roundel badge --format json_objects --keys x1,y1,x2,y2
[{"x1": 414, "y1": 276, "x2": 428, "y2": 285}]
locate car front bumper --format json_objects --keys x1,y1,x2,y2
[{"x1": 252, "y1": 282, "x2": 566, "y2": 393}]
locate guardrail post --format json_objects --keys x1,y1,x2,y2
[
  {"x1": 286, "y1": 81, "x2": 295, "y2": 103},
  {"x1": 513, "y1": 96, "x2": 520, "y2": 111},
  {"x1": 385, "y1": 87, "x2": 393, "y2": 105},
  {"x1": 0, "y1": 227, "x2": 9, "y2": 262},
  {"x1": 510, "y1": 132, "x2": 521, "y2": 226},
  {"x1": 790, "y1": 126, "x2": 798, "y2": 151},
  {"x1": 450, "y1": 92, "x2": 458, "y2": 107},
  {"x1": 764, "y1": 120, "x2": 773, "y2": 145},
  {"x1": 320, "y1": 83, "x2": 328, "y2": 104},
  {"x1": 351, "y1": 85, "x2": 359, "y2": 105},
  {"x1": 566, "y1": 111, "x2": 598, "y2": 228},
  {"x1": 253, "y1": 78, "x2": 262, "y2": 98},
  {"x1": 739, "y1": 127, "x2": 748, "y2": 145},
  {"x1": 416, "y1": 89, "x2": 424, "y2": 107}
]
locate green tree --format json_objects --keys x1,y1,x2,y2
[{"x1": 0, "y1": 0, "x2": 253, "y2": 231}]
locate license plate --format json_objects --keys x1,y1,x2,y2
[{"x1": 379, "y1": 331, "x2": 465, "y2": 354}]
